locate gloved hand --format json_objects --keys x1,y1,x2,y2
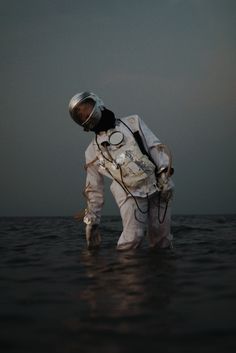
[
  {"x1": 85, "y1": 224, "x2": 101, "y2": 249},
  {"x1": 157, "y1": 172, "x2": 174, "y2": 202}
]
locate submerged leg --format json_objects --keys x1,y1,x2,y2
[
  {"x1": 148, "y1": 194, "x2": 173, "y2": 249},
  {"x1": 117, "y1": 197, "x2": 147, "y2": 251}
]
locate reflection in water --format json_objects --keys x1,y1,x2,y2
[{"x1": 64, "y1": 248, "x2": 177, "y2": 345}]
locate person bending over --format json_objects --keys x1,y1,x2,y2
[{"x1": 68, "y1": 91, "x2": 174, "y2": 251}]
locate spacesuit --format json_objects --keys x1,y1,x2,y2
[{"x1": 69, "y1": 92, "x2": 174, "y2": 251}]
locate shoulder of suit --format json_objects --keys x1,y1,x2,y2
[{"x1": 118, "y1": 114, "x2": 141, "y2": 130}]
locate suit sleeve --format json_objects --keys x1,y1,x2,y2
[
  {"x1": 83, "y1": 144, "x2": 104, "y2": 225},
  {"x1": 138, "y1": 116, "x2": 172, "y2": 173}
]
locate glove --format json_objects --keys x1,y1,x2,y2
[
  {"x1": 157, "y1": 172, "x2": 174, "y2": 202},
  {"x1": 85, "y1": 224, "x2": 101, "y2": 249}
]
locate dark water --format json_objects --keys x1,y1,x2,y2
[{"x1": 0, "y1": 215, "x2": 236, "y2": 353}]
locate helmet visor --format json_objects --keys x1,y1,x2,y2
[
  {"x1": 81, "y1": 101, "x2": 102, "y2": 131},
  {"x1": 72, "y1": 100, "x2": 102, "y2": 131}
]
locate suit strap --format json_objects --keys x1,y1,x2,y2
[{"x1": 117, "y1": 119, "x2": 156, "y2": 167}]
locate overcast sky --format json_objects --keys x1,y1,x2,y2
[{"x1": 1, "y1": 0, "x2": 235, "y2": 216}]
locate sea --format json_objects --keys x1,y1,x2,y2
[{"x1": 0, "y1": 214, "x2": 236, "y2": 353}]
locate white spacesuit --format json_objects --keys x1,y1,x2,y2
[{"x1": 69, "y1": 92, "x2": 174, "y2": 251}]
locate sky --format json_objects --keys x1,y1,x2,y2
[{"x1": 0, "y1": 0, "x2": 236, "y2": 216}]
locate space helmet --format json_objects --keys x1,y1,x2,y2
[{"x1": 68, "y1": 91, "x2": 104, "y2": 131}]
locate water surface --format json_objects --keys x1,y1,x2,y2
[{"x1": 0, "y1": 215, "x2": 236, "y2": 353}]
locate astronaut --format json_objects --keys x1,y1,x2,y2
[{"x1": 69, "y1": 91, "x2": 174, "y2": 251}]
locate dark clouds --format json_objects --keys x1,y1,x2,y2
[{"x1": 1, "y1": 0, "x2": 235, "y2": 216}]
